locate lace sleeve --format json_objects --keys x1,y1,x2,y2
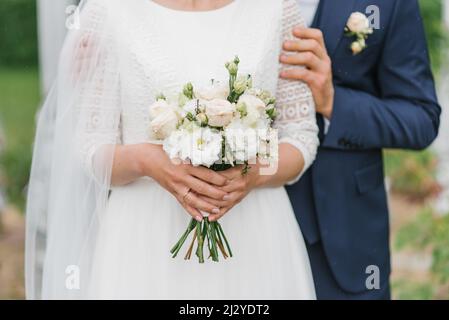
[
  {"x1": 68, "y1": 0, "x2": 122, "y2": 179},
  {"x1": 274, "y1": 0, "x2": 319, "y2": 185}
]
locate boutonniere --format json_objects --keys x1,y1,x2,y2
[{"x1": 344, "y1": 12, "x2": 373, "y2": 55}]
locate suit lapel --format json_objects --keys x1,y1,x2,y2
[{"x1": 316, "y1": 0, "x2": 358, "y2": 57}]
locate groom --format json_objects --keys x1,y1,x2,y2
[{"x1": 281, "y1": 0, "x2": 441, "y2": 299}]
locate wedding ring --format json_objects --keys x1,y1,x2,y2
[{"x1": 182, "y1": 189, "x2": 191, "y2": 201}]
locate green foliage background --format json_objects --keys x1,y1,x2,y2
[{"x1": 0, "y1": 0, "x2": 38, "y2": 67}]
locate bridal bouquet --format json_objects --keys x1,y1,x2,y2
[{"x1": 148, "y1": 57, "x2": 278, "y2": 263}]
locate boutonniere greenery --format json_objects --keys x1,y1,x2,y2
[{"x1": 344, "y1": 12, "x2": 373, "y2": 55}]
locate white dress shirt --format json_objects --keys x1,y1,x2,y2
[{"x1": 296, "y1": 0, "x2": 331, "y2": 134}]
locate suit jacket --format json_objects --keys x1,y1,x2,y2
[{"x1": 287, "y1": 0, "x2": 441, "y2": 293}]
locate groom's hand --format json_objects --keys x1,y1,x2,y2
[{"x1": 280, "y1": 27, "x2": 334, "y2": 119}]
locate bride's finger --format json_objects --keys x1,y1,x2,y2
[
  {"x1": 184, "y1": 176, "x2": 229, "y2": 200},
  {"x1": 196, "y1": 194, "x2": 228, "y2": 208},
  {"x1": 189, "y1": 166, "x2": 228, "y2": 186},
  {"x1": 184, "y1": 192, "x2": 221, "y2": 215},
  {"x1": 219, "y1": 166, "x2": 243, "y2": 181},
  {"x1": 208, "y1": 206, "x2": 232, "y2": 222},
  {"x1": 184, "y1": 204, "x2": 204, "y2": 222}
]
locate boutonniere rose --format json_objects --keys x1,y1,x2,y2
[{"x1": 344, "y1": 12, "x2": 373, "y2": 55}]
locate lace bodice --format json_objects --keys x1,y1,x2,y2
[{"x1": 75, "y1": 0, "x2": 319, "y2": 181}]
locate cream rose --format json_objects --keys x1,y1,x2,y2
[
  {"x1": 149, "y1": 99, "x2": 170, "y2": 119},
  {"x1": 195, "y1": 82, "x2": 230, "y2": 101},
  {"x1": 149, "y1": 108, "x2": 179, "y2": 140},
  {"x1": 205, "y1": 99, "x2": 235, "y2": 127},
  {"x1": 346, "y1": 12, "x2": 370, "y2": 33}
]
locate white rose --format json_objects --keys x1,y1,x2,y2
[
  {"x1": 205, "y1": 99, "x2": 236, "y2": 127},
  {"x1": 149, "y1": 108, "x2": 179, "y2": 140},
  {"x1": 346, "y1": 12, "x2": 370, "y2": 33},
  {"x1": 149, "y1": 99, "x2": 170, "y2": 119},
  {"x1": 195, "y1": 82, "x2": 230, "y2": 101}
]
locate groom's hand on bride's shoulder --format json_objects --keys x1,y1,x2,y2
[{"x1": 280, "y1": 27, "x2": 334, "y2": 120}]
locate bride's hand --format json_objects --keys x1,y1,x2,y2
[
  {"x1": 140, "y1": 144, "x2": 229, "y2": 221},
  {"x1": 203, "y1": 164, "x2": 265, "y2": 222}
]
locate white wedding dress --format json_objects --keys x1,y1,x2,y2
[{"x1": 26, "y1": 0, "x2": 319, "y2": 300}]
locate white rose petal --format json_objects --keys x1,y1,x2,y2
[
  {"x1": 205, "y1": 99, "x2": 236, "y2": 127},
  {"x1": 347, "y1": 12, "x2": 370, "y2": 33},
  {"x1": 195, "y1": 82, "x2": 229, "y2": 101},
  {"x1": 149, "y1": 99, "x2": 170, "y2": 119},
  {"x1": 149, "y1": 109, "x2": 179, "y2": 140}
]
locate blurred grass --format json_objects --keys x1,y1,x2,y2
[{"x1": 0, "y1": 67, "x2": 40, "y2": 209}]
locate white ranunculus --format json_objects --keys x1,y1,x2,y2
[
  {"x1": 149, "y1": 99, "x2": 170, "y2": 119},
  {"x1": 149, "y1": 108, "x2": 179, "y2": 140},
  {"x1": 346, "y1": 12, "x2": 370, "y2": 33},
  {"x1": 195, "y1": 82, "x2": 230, "y2": 101},
  {"x1": 205, "y1": 99, "x2": 236, "y2": 127}
]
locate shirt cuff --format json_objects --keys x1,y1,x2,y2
[{"x1": 324, "y1": 118, "x2": 330, "y2": 135}]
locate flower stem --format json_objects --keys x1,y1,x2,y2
[
  {"x1": 170, "y1": 218, "x2": 196, "y2": 257},
  {"x1": 217, "y1": 222, "x2": 233, "y2": 258}
]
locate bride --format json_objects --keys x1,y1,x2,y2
[{"x1": 26, "y1": 0, "x2": 319, "y2": 299}]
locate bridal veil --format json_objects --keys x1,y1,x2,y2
[{"x1": 26, "y1": 0, "x2": 123, "y2": 299}]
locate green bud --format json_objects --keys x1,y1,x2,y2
[
  {"x1": 266, "y1": 105, "x2": 277, "y2": 120},
  {"x1": 196, "y1": 112, "x2": 208, "y2": 126},
  {"x1": 226, "y1": 62, "x2": 238, "y2": 76},
  {"x1": 186, "y1": 112, "x2": 196, "y2": 122},
  {"x1": 178, "y1": 93, "x2": 189, "y2": 107},
  {"x1": 236, "y1": 102, "x2": 248, "y2": 118},
  {"x1": 183, "y1": 82, "x2": 194, "y2": 99},
  {"x1": 156, "y1": 93, "x2": 166, "y2": 101}
]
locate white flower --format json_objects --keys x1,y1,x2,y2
[
  {"x1": 149, "y1": 99, "x2": 170, "y2": 119},
  {"x1": 163, "y1": 129, "x2": 185, "y2": 160},
  {"x1": 205, "y1": 99, "x2": 236, "y2": 127},
  {"x1": 346, "y1": 12, "x2": 370, "y2": 33},
  {"x1": 351, "y1": 39, "x2": 365, "y2": 55},
  {"x1": 149, "y1": 108, "x2": 179, "y2": 140},
  {"x1": 189, "y1": 127, "x2": 223, "y2": 167},
  {"x1": 224, "y1": 119, "x2": 258, "y2": 163},
  {"x1": 182, "y1": 99, "x2": 200, "y2": 116},
  {"x1": 164, "y1": 127, "x2": 222, "y2": 167},
  {"x1": 237, "y1": 94, "x2": 267, "y2": 127},
  {"x1": 195, "y1": 82, "x2": 229, "y2": 101}
]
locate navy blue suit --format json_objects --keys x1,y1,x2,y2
[{"x1": 287, "y1": 0, "x2": 441, "y2": 299}]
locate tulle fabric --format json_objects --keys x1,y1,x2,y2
[{"x1": 26, "y1": 0, "x2": 123, "y2": 299}]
